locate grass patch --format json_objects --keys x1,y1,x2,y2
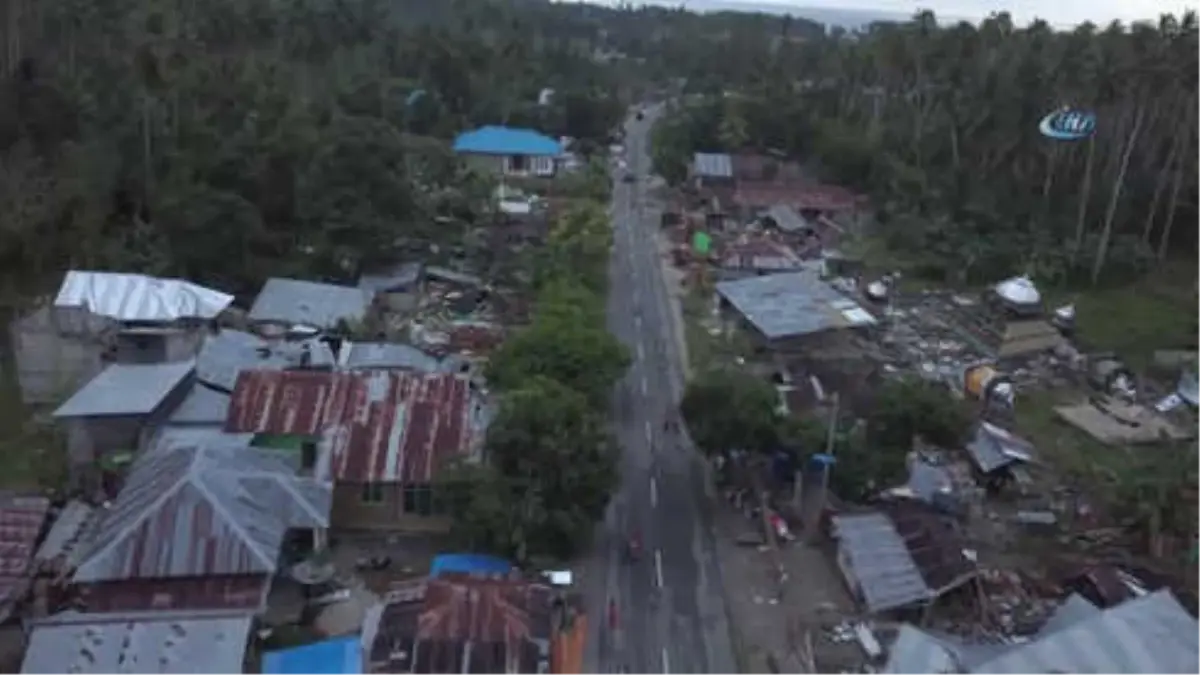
[
  {"x1": 681, "y1": 290, "x2": 755, "y2": 371},
  {"x1": 1070, "y1": 291, "x2": 1196, "y2": 372},
  {"x1": 1014, "y1": 388, "x2": 1118, "y2": 481},
  {"x1": 0, "y1": 372, "x2": 68, "y2": 493}
]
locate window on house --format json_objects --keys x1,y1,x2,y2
[
  {"x1": 403, "y1": 485, "x2": 435, "y2": 516},
  {"x1": 360, "y1": 482, "x2": 385, "y2": 504},
  {"x1": 508, "y1": 154, "x2": 528, "y2": 173}
]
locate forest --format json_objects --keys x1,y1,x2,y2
[
  {"x1": 0, "y1": 0, "x2": 640, "y2": 307},
  {"x1": 652, "y1": 11, "x2": 1199, "y2": 288}
]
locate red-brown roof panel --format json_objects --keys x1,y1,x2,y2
[{"x1": 227, "y1": 370, "x2": 474, "y2": 484}]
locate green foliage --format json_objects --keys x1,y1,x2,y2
[
  {"x1": 534, "y1": 199, "x2": 614, "y2": 294},
  {"x1": 652, "y1": 12, "x2": 1199, "y2": 286},
  {"x1": 441, "y1": 376, "x2": 621, "y2": 563},
  {"x1": 680, "y1": 368, "x2": 782, "y2": 457},
  {"x1": 787, "y1": 377, "x2": 973, "y2": 500},
  {"x1": 865, "y1": 377, "x2": 974, "y2": 453},
  {"x1": 486, "y1": 285, "x2": 631, "y2": 409},
  {"x1": 0, "y1": 0, "x2": 634, "y2": 300}
]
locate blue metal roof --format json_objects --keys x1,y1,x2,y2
[
  {"x1": 452, "y1": 126, "x2": 562, "y2": 157},
  {"x1": 263, "y1": 636, "x2": 363, "y2": 674},
  {"x1": 430, "y1": 553, "x2": 513, "y2": 577}
]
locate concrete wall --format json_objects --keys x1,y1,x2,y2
[
  {"x1": 9, "y1": 306, "x2": 111, "y2": 406},
  {"x1": 331, "y1": 482, "x2": 452, "y2": 532}
]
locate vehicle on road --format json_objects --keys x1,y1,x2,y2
[
  {"x1": 627, "y1": 531, "x2": 643, "y2": 562},
  {"x1": 622, "y1": 172, "x2": 636, "y2": 183}
]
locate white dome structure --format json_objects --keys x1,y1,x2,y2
[{"x1": 994, "y1": 276, "x2": 1042, "y2": 306}]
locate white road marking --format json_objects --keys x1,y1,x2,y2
[
  {"x1": 634, "y1": 315, "x2": 642, "y2": 330},
  {"x1": 637, "y1": 342, "x2": 645, "y2": 361},
  {"x1": 662, "y1": 647, "x2": 671, "y2": 674},
  {"x1": 640, "y1": 375, "x2": 648, "y2": 396},
  {"x1": 654, "y1": 549, "x2": 664, "y2": 588},
  {"x1": 644, "y1": 420, "x2": 653, "y2": 444},
  {"x1": 650, "y1": 477, "x2": 658, "y2": 507}
]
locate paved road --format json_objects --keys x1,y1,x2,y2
[{"x1": 583, "y1": 106, "x2": 736, "y2": 674}]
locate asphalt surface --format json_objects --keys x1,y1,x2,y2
[{"x1": 582, "y1": 106, "x2": 736, "y2": 674}]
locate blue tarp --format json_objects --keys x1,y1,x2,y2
[
  {"x1": 262, "y1": 636, "x2": 362, "y2": 674},
  {"x1": 430, "y1": 553, "x2": 513, "y2": 577},
  {"x1": 452, "y1": 126, "x2": 562, "y2": 157}
]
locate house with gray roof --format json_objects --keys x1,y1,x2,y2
[
  {"x1": 11, "y1": 270, "x2": 231, "y2": 406},
  {"x1": 21, "y1": 610, "x2": 254, "y2": 674},
  {"x1": 69, "y1": 443, "x2": 331, "y2": 614},
  {"x1": 832, "y1": 500, "x2": 978, "y2": 614},
  {"x1": 882, "y1": 589, "x2": 1199, "y2": 674},
  {"x1": 716, "y1": 271, "x2": 877, "y2": 351},
  {"x1": 52, "y1": 360, "x2": 197, "y2": 488},
  {"x1": 248, "y1": 278, "x2": 370, "y2": 332}
]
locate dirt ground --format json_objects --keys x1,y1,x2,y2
[{"x1": 712, "y1": 501, "x2": 867, "y2": 674}]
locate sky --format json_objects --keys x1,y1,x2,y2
[{"x1": 579, "y1": 0, "x2": 1197, "y2": 28}]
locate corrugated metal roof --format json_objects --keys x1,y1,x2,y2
[
  {"x1": 973, "y1": 590, "x2": 1199, "y2": 673},
  {"x1": 763, "y1": 204, "x2": 809, "y2": 233},
  {"x1": 195, "y1": 329, "x2": 335, "y2": 392},
  {"x1": 78, "y1": 575, "x2": 270, "y2": 614},
  {"x1": 0, "y1": 495, "x2": 50, "y2": 620},
  {"x1": 363, "y1": 576, "x2": 554, "y2": 674},
  {"x1": 33, "y1": 500, "x2": 94, "y2": 568},
  {"x1": 884, "y1": 624, "x2": 961, "y2": 674},
  {"x1": 693, "y1": 152, "x2": 733, "y2": 179},
  {"x1": 833, "y1": 512, "x2": 934, "y2": 612},
  {"x1": 168, "y1": 384, "x2": 232, "y2": 425},
  {"x1": 226, "y1": 370, "x2": 475, "y2": 484},
  {"x1": 53, "y1": 360, "x2": 196, "y2": 418},
  {"x1": 72, "y1": 444, "x2": 331, "y2": 583},
  {"x1": 248, "y1": 278, "x2": 370, "y2": 328},
  {"x1": 339, "y1": 342, "x2": 441, "y2": 373},
  {"x1": 359, "y1": 262, "x2": 424, "y2": 294},
  {"x1": 21, "y1": 611, "x2": 253, "y2": 674},
  {"x1": 966, "y1": 422, "x2": 1036, "y2": 474},
  {"x1": 1038, "y1": 593, "x2": 1101, "y2": 636},
  {"x1": 720, "y1": 238, "x2": 804, "y2": 272},
  {"x1": 54, "y1": 271, "x2": 233, "y2": 322},
  {"x1": 452, "y1": 126, "x2": 562, "y2": 157},
  {"x1": 716, "y1": 271, "x2": 877, "y2": 340}
]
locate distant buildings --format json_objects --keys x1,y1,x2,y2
[{"x1": 453, "y1": 126, "x2": 562, "y2": 178}]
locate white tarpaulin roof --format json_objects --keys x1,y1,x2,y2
[{"x1": 55, "y1": 271, "x2": 234, "y2": 322}]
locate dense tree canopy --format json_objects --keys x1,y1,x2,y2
[
  {"x1": 0, "y1": 0, "x2": 633, "y2": 303},
  {"x1": 681, "y1": 368, "x2": 782, "y2": 457},
  {"x1": 651, "y1": 11, "x2": 1199, "y2": 287}
]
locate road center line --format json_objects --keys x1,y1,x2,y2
[
  {"x1": 634, "y1": 314, "x2": 642, "y2": 330},
  {"x1": 654, "y1": 549, "x2": 664, "y2": 588},
  {"x1": 644, "y1": 420, "x2": 652, "y2": 445},
  {"x1": 637, "y1": 342, "x2": 645, "y2": 361},
  {"x1": 650, "y1": 476, "x2": 658, "y2": 507},
  {"x1": 661, "y1": 647, "x2": 671, "y2": 674},
  {"x1": 640, "y1": 374, "x2": 648, "y2": 396}
]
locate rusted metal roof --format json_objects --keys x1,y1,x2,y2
[
  {"x1": 72, "y1": 445, "x2": 331, "y2": 583},
  {"x1": 734, "y1": 182, "x2": 863, "y2": 212},
  {"x1": 730, "y1": 154, "x2": 805, "y2": 182},
  {"x1": 363, "y1": 576, "x2": 555, "y2": 674},
  {"x1": 794, "y1": 185, "x2": 861, "y2": 211},
  {"x1": 0, "y1": 494, "x2": 51, "y2": 621},
  {"x1": 77, "y1": 574, "x2": 270, "y2": 613},
  {"x1": 720, "y1": 237, "x2": 804, "y2": 272},
  {"x1": 226, "y1": 370, "x2": 474, "y2": 484}
]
